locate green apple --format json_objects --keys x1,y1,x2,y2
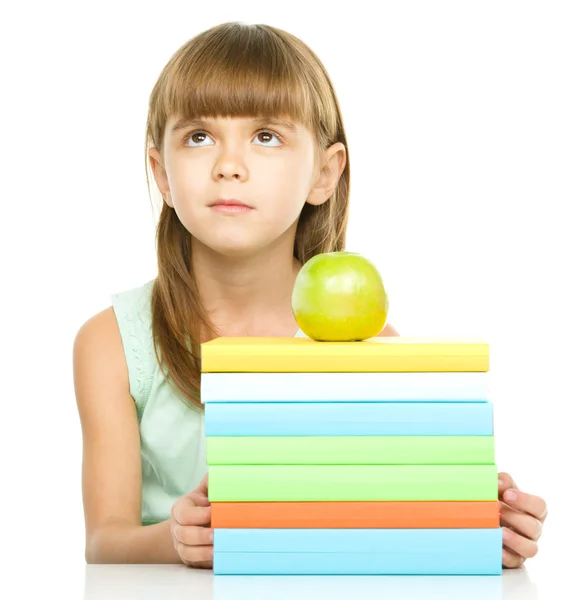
[{"x1": 292, "y1": 251, "x2": 389, "y2": 341}]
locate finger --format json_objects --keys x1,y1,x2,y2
[
  {"x1": 498, "y1": 472, "x2": 518, "y2": 496},
  {"x1": 185, "y1": 559, "x2": 213, "y2": 570},
  {"x1": 172, "y1": 502, "x2": 211, "y2": 526},
  {"x1": 176, "y1": 542, "x2": 214, "y2": 567},
  {"x1": 196, "y1": 473, "x2": 209, "y2": 496},
  {"x1": 502, "y1": 526, "x2": 538, "y2": 560},
  {"x1": 188, "y1": 490, "x2": 211, "y2": 508},
  {"x1": 502, "y1": 546, "x2": 525, "y2": 569},
  {"x1": 502, "y1": 488, "x2": 548, "y2": 522},
  {"x1": 172, "y1": 523, "x2": 214, "y2": 546},
  {"x1": 500, "y1": 502, "x2": 543, "y2": 541}
]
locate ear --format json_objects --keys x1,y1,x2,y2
[
  {"x1": 306, "y1": 142, "x2": 347, "y2": 207},
  {"x1": 148, "y1": 147, "x2": 173, "y2": 207}
]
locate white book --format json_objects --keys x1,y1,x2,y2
[{"x1": 200, "y1": 372, "x2": 489, "y2": 403}]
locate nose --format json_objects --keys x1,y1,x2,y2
[{"x1": 214, "y1": 150, "x2": 248, "y2": 181}]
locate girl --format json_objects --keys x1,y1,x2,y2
[{"x1": 73, "y1": 21, "x2": 547, "y2": 569}]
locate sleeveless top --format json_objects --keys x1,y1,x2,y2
[{"x1": 111, "y1": 278, "x2": 306, "y2": 525}]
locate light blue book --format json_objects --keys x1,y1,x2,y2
[
  {"x1": 205, "y1": 401, "x2": 494, "y2": 436},
  {"x1": 213, "y1": 528, "x2": 502, "y2": 575}
]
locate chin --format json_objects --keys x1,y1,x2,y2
[
  {"x1": 190, "y1": 220, "x2": 294, "y2": 259},
  {"x1": 200, "y1": 233, "x2": 263, "y2": 259}
]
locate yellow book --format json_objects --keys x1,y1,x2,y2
[{"x1": 201, "y1": 336, "x2": 489, "y2": 373}]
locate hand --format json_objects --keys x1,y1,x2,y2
[
  {"x1": 170, "y1": 473, "x2": 213, "y2": 568},
  {"x1": 498, "y1": 471, "x2": 548, "y2": 568}
]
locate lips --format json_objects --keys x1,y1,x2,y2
[{"x1": 210, "y1": 198, "x2": 253, "y2": 208}]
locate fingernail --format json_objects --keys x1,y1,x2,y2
[
  {"x1": 210, "y1": 531, "x2": 214, "y2": 541},
  {"x1": 504, "y1": 490, "x2": 517, "y2": 502},
  {"x1": 498, "y1": 479, "x2": 504, "y2": 488}
]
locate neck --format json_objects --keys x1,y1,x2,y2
[{"x1": 190, "y1": 234, "x2": 302, "y2": 338}]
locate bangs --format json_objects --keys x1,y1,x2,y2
[{"x1": 156, "y1": 25, "x2": 321, "y2": 136}]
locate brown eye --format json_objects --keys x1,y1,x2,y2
[
  {"x1": 253, "y1": 130, "x2": 283, "y2": 147},
  {"x1": 184, "y1": 129, "x2": 283, "y2": 147},
  {"x1": 190, "y1": 132, "x2": 210, "y2": 145},
  {"x1": 185, "y1": 131, "x2": 213, "y2": 147}
]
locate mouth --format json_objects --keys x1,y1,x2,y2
[
  {"x1": 209, "y1": 198, "x2": 254, "y2": 214},
  {"x1": 209, "y1": 198, "x2": 253, "y2": 208},
  {"x1": 210, "y1": 204, "x2": 253, "y2": 214}
]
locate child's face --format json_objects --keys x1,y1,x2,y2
[{"x1": 149, "y1": 115, "x2": 334, "y2": 258}]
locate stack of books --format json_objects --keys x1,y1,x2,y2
[{"x1": 201, "y1": 336, "x2": 502, "y2": 575}]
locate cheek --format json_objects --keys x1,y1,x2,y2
[
  {"x1": 262, "y1": 160, "x2": 314, "y2": 209},
  {"x1": 169, "y1": 159, "x2": 208, "y2": 196}
]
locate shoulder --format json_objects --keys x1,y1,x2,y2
[
  {"x1": 73, "y1": 306, "x2": 129, "y2": 399},
  {"x1": 74, "y1": 306, "x2": 124, "y2": 355},
  {"x1": 75, "y1": 279, "x2": 158, "y2": 414},
  {"x1": 376, "y1": 322, "x2": 399, "y2": 337}
]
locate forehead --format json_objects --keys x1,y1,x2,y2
[{"x1": 167, "y1": 114, "x2": 301, "y2": 135}]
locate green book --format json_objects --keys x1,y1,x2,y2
[
  {"x1": 207, "y1": 436, "x2": 495, "y2": 465},
  {"x1": 208, "y1": 465, "x2": 498, "y2": 501}
]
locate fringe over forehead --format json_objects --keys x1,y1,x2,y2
[{"x1": 147, "y1": 22, "x2": 339, "y2": 152}]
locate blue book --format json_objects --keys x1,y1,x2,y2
[
  {"x1": 213, "y1": 528, "x2": 502, "y2": 575},
  {"x1": 205, "y1": 401, "x2": 493, "y2": 436}
]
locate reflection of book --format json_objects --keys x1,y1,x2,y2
[
  {"x1": 212, "y1": 573, "x2": 504, "y2": 599},
  {"x1": 211, "y1": 501, "x2": 500, "y2": 529},
  {"x1": 201, "y1": 336, "x2": 489, "y2": 373},
  {"x1": 208, "y1": 465, "x2": 498, "y2": 501}
]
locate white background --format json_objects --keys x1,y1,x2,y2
[{"x1": 2, "y1": 0, "x2": 568, "y2": 596}]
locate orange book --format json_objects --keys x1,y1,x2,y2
[{"x1": 211, "y1": 501, "x2": 499, "y2": 529}]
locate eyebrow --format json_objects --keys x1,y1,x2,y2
[{"x1": 170, "y1": 117, "x2": 298, "y2": 134}]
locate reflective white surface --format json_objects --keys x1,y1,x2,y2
[{"x1": 80, "y1": 564, "x2": 545, "y2": 600}]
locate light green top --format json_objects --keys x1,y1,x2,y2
[{"x1": 111, "y1": 278, "x2": 305, "y2": 525}]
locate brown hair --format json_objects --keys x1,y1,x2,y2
[{"x1": 144, "y1": 22, "x2": 351, "y2": 409}]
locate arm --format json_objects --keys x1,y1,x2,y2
[
  {"x1": 87, "y1": 519, "x2": 180, "y2": 564},
  {"x1": 73, "y1": 306, "x2": 182, "y2": 564}
]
